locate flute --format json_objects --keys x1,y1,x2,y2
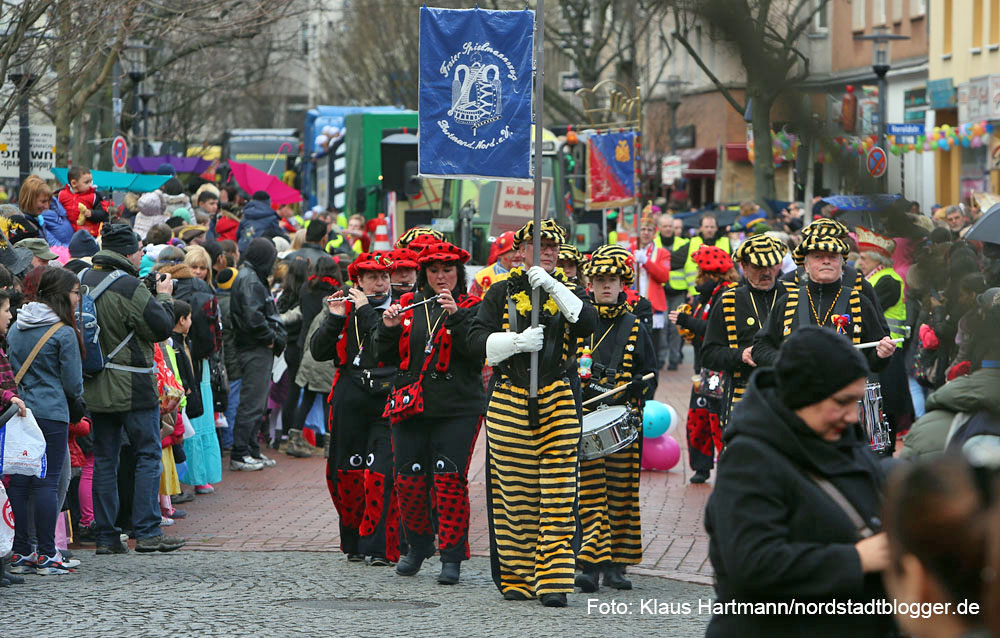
[{"x1": 398, "y1": 294, "x2": 443, "y2": 313}]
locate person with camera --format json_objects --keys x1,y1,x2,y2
[
  {"x1": 704, "y1": 327, "x2": 895, "y2": 637},
  {"x1": 81, "y1": 223, "x2": 185, "y2": 555}
]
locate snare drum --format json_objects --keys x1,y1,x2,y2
[
  {"x1": 580, "y1": 406, "x2": 638, "y2": 460},
  {"x1": 858, "y1": 381, "x2": 891, "y2": 453}
]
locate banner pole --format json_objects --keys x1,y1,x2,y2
[{"x1": 530, "y1": 0, "x2": 545, "y2": 400}]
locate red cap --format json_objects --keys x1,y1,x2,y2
[
  {"x1": 418, "y1": 241, "x2": 471, "y2": 265},
  {"x1": 691, "y1": 245, "x2": 734, "y2": 274},
  {"x1": 406, "y1": 233, "x2": 439, "y2": 253},
  {"x1": 347, "y1": 251, "x2": 393, "y2": 282},
  {"x1": 389, "y1": 248, "x2": 420, "y2": 270}
]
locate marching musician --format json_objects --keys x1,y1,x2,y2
[
  {"x1": 468, "y1": 219, "x2": 596, "y2": 607},
  {"x1": 701, "y1": 235, "x2": 793, "y2": 429},
  {"x1": 312, "y1": 251, "x2": 400, "y2": 566},
  {"x1": 752, "y1": 234, "x2": 896, "y2": 372},
  {"x1": 574, "y1": 244, "x2": 657, "y2": 593},
  {"x1": 556, "y1": 243, "x2": 584, "y2": 283},
  {"x1": 376, "y1": 241, "x2": 484, "y2": 586},
  {"x1": 669, "y1": 246, "x2": 740, "y2": 484},
  {"x1": 387, "y1": 247, "x2": 419, "y2": 300}
]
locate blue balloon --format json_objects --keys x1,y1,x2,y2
[
  {"x1": 643, "y1": 400, "x2": 672, "y2": 438},
  {"x1": 939, "y1": 141, "x2": 951, "y2": 151},
  {"x1": 961, "y1": 136, "x2": 972, "y2": 148}
]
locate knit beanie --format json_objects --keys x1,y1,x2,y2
[
  {"x1": 217, "y1": 267, "x2": 238, "y2": 290},
  {"x1": 101, "y1": 223, "x2": 140, "y2": 256},
  {"x1": 251, "y1": 190, "x2": 271, "y2": 203},
  {"x1": 69, "y1": 228, "x2": 100, "y2": 258},
  {"x1": 775, "y1": 326, "x2": 870, "y2": 410}
]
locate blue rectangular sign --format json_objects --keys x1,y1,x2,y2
[
  {"x1": 887, "y1": 123, "x2": 925, "y2": 136},
  {"x1": 927, "y1": 78, "x2": 957, "y2": 109},
  {"x1": 418, "y1": 7, "x2": 535, "y2": 181}
]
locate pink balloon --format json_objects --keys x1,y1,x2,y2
[{"x1": 641, "y1": 434, "x2": 681, "y2": 471}]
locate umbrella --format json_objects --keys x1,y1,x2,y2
[
  {"x1": 965, "y1": 203, "x2": 1000, "y2": 244},
  {"x1": 127, "y1": 155, "x2": 212, "y2": 175},
  {"x1": 51, "y1": 168, "x2": 171, "y2": 193},
  {"x1": 227, "y1": 160, "x2": 301, "y2": 206},
  {"x1": 821, "y1": 194, "x2": 901, "y2": 211}
]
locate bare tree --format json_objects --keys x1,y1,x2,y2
[{"x1": 662, "y1": 0, "x2": 829, "y2": 201}]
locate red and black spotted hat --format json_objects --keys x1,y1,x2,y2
[
  {"x1": 388, "y1": 248, "x2": 420, "y2": 271},
  {"x1": 395, "y1": 227, "x2": 444, "y2": 249},
  {"x1": 347, "y1": 250, "x2": 393, "y2": 282},
  {"x1": 418, "y1": 241, "x2": 471, "y2": 265},
  {"x1": 691, "y1": 245, "x2": 734, "y2": 274}
]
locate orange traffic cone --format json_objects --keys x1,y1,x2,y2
[{"x1": 373, "y1": 213, "x2": 391, "y2": 251}]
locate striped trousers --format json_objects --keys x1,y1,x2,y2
[
  {"x1": 486, "y1": 377, "x2": 581, "y2": 598},
  {"x1": 576, "y1": 426, "x2": 642, "y2": 567}
]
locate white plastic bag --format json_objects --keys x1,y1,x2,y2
[
  {"x1": 0, "y1": 408, "x2": 47, "y2": 478},
  {"x1": 182, "y1": 412, "x2": 196, "y2": 440},
  {"x1": 0, "y1": 481, "x2": 13, "y2": 555}
]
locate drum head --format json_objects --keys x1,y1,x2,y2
[{"x1": 582, "y1": 406, "x2": 629, "y2": 434}]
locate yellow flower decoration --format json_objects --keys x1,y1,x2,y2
[
  {"x1": 512, "y1": 291, "x2": 531, "y2": 315},
  {"x1": 543, "y1": 298, "x2": 560, "y2": 315}
]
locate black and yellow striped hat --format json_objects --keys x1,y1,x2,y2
[
  {"x1": 557, "y1": 243, "x2": 584, "y2": 264},
  {"x1": 795, "y1": 233, "x2": 850, "y2": 263},
  {"x1": 395, "y1": 227, "x2": 444, "y2": 249},
  {"x1": 513, "y1": 218, "x2": 567, "y2": 248},
  {"x1": 733, "y1": 235, "x2": 787, "y2": 268},
  {"x1": 583, "y1": 244, "x2": 635, "y2": 286},
  {"x1": 801, "y1": 217, "x2": 849, "y2": 239}
]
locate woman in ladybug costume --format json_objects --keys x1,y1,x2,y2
[
  {"x1": 376, "y1": 241, "x2": 484, "y2": 585},
  {"x1": 311, "y1": 251, "x2": 400, "y2": 565},
  {"x1": 668, "y1": 246, "x2": 740, "y2": 483}
]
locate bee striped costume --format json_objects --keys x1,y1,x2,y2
[{"x1": 468, "y1": 220, "x2": 597, "y2": 602}]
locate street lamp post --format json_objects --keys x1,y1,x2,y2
[
  {"x1": 7, "y1": 70, "x2": 36, "y2": 185},
  {"x1": 665, "y1": 74, "x2": 684, "y2": 155},
  {"x1": 139, "y1": 92, "x2": 156, "y2": 156},
  {"x1": 854, "y1": 26, "x2": 909, "y2": 185}
]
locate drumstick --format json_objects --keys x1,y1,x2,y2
[
  {"x1": 581, "y1": 372, "x2": 656, "y2": 407},
  {"x1": 854, "y1": 337, "x2": 904, "y2": 350}
]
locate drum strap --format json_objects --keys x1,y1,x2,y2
[
  {"x1": 805, "y1": 472, "x2": 875, "y2": 539},
  {"x1": 591, "y1": 313, "x2": 637, "y2": 381}
]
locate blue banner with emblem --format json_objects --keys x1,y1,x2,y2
[{"x1": 418, "y1": 7, "x2": 534, "y2": 181}]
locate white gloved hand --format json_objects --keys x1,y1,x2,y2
[
  {"x1": 635, "y1": 249, "x2": 649, "y2": 265},
  {"x1": 527, "y1": 266, "x2": 557, "y2": 293},
  {"x1": 486, "y1": 326, "x2": 544, "y2": 365}
]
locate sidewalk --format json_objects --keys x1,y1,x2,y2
[{"x1": 161, "y1": 362, "x2": 714, "y2": 585}]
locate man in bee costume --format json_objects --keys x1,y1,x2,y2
[
  {"x1": 701, "y1": 235, "x2": 793, "y2": 427},
  {"x1": 556, "y1": 243, "x2": 585, "y2": 283},
  {"x1": 574, "y1": 244, "x2": 657, "y2": 593},
  {"x1": 468, "y1": 218, "x2": 597, "y2": 608}
]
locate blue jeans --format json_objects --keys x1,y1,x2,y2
[
  {"x1": 221, "y1": 378, "x2": 242, "y2": 449},
  {"x1": 907, "y1": 375, "x2": 927, "y2": 419},
  {"x1": 91, "y1": 407, "x2": 162, "y2": 544},
  {"x1": 9, "y1": 418, "x2": 67, "y2": 557}
]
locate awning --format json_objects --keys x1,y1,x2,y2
[
  {"x1": 725, "y1": 143, "x2": 750, "y2": 163},
  {"x1": 680, "y1": 147, "x2": 717, "y2": 177}
]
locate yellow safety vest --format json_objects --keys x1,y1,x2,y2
[
  {"x1": 867, "y1": 267, "x2": 908, "y2": 340},
  {"x1": 474, "y1": 262, "x2": 509, "y2": 295},
  {"x1": 655, "y1": 234, "x2": 690, "y2": 292},
  {"x1": 683, "y1": 235, "x2": 731, "y2": 296}
]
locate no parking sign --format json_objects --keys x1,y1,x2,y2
[
  {"x1": 112, "y1": 136, "x2": 128, "y2": 171},
  {"x1": 866, "y1": 146, "x2": 887, "y2": 179}
]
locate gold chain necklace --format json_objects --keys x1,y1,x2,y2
[
  {"x1": 806, "y1": 284, "x2": 841, "y2": 327},
  {"x1": 748, "y1": 287, "x2": 777, "y2": 325}
]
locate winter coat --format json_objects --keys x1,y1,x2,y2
[
  {"x1": 40, "y1": 196, "x2": 75, "y2": 246},
  {"x1": 159, "y1": 265, "x2": 221, "y2": 362},
  {"x1": 7, "y1": 302, "x2": 85, "y2": 423},
  {"x1": 58, "y1": 185, "x2": 109, "y2": 237},
  {"x1": 162, "y1": 192, "x2": 191, "y2": 218},
  {"x1": 216, "y1": 287, "x2": 240, "y2": 381},
  {"x1": 231, "y1": 263, "x2": 286, "y2": 353},
  {"x1": 704, "y1": 368, "x2": 894, "y2": 638},
  {"x1": 285, "y1": 243, "x2": 330, "y2": 265},
  {"x1": 900, "y1": 367, "x2": 1000, "y2": 460},
  {"x1": 633, "y1": 243, "x2": 671, "y2": 313},
  {"x1": 296, "y1": 311, "x2": 338, "y2": 392},
  {"x1": 0, "y1": 346, "x2": 19, "y2": 413},
  {"x1": 81, "y1": 250, "x2": 176, "y2": 412},
  {"x1": 236, "y1": 200, "x2": 284, "y2": 251},
  {"x1": 170, "y1": 332, "x2": 204, "y2": 419},
  {"x1": 68, "y1": 417, "x2": 91, "y2": 468},
  {"x1": 209, "y1": 211, "x2": 240, "y2": 242}
]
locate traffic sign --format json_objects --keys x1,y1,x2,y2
[
  {"x1": 866, "y1": 146, "x2": 887, "y2": 179},
  {"x1": 112, "y1": 136, "x2": 128, "y2": 171}
]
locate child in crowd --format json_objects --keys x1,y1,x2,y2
[
  {"x1": 154, "y1": 340, "x2": 186, "y2": 525},
  {"x1": 57, "y1": 167, "x2": 109, "y2": 237}
]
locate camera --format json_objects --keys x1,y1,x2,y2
[{"x1": 143, "y1": 272, "x2": 175, "y2": 296}]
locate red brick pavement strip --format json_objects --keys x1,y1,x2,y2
[{"x1": 166, "y1": 364, "x2": 714, "y2": 585}]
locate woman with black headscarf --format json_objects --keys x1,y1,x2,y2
[{"x1": 705, "y1": 327, "x2": 896, "y2": 638}]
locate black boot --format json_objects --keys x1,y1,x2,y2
[
  {"x1": 437, "y1": 561, "x2": 460, "y2": 585},
  {"x1": 395, "y1": 550, "x2": 424, "y2": 575},
  {"x1": 603, "y1": 563, "x2": 632, "y2": 590},
  {"x1": 690, "y1": 469, "x2": 710, "y2": 484},
  {"x1": 540, "y1": 593, "x2": 568, "y2": 607},
  {"x1": 574, "y1": 565, "x2": 601, "y2": 593}
]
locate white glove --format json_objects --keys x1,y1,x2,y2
[
  {"x1": 527, "y1": 265, "x2": 583, "y2": 323},
  {"x1": 527, "y1": 266, "x2": 557, "y2": 292},
  {"x1": 635, "y1": 249, "x2": 649, "y2": 265},
  {"x1": 486, "y1": 326, "x2": 544, "y2": 365}
]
